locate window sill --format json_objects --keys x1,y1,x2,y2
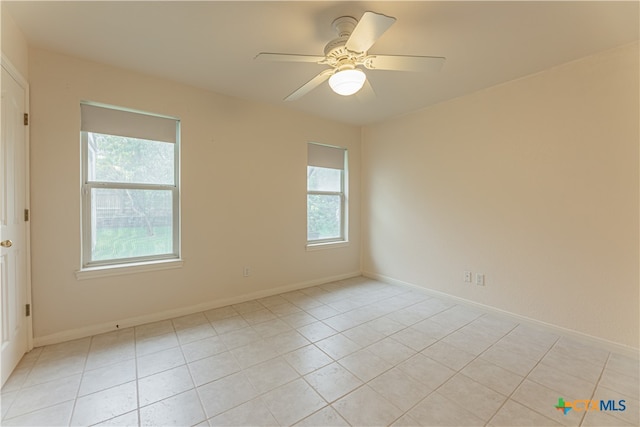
[
  {"x1": 75, "y1": 259, "x2": 183, "y2": 280},
  {"x1": 306, "y1": 241, "x2": 349, "y2": 251}
]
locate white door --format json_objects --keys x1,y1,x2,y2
[{"x1": 1, "y1": 63, "x2": 30, "y2": 386}]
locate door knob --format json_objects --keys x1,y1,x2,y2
[{"x1": 0, "y1": 240, "x2": 13, "y2": 248}]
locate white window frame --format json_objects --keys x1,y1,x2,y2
[
  {"x1": 307, "y1": 143, "x2": 348, "y2": 247},
  {"x1": 79, "y1": 102, "x2": 180, "y2": 270}
]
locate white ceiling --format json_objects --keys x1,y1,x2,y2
[{"x1": 5, "y1": 1, "x2": 639, "y2": 125}]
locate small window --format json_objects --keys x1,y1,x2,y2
[
  {"x1": 80, "y1": 103, "x2": 180, "y2": 268},
  {"x1": 307, "y1": 143, "x2": 347, "y2": 244}
]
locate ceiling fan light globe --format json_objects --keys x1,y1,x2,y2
[{"x1": 329, "y1": 69, "x2": 366, "y2": 96}]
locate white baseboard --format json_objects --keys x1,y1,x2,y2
[
  {"x1": 34, "y1": 269, "x2": 639, "y2": 359},
  {"x1": 363, "y1": 271, "x2": 639, "y2": 359},
  {"x1": 33, "y1": 271, "x2": 361, "y2": 347}
]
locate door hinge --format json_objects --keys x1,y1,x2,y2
[
  {"x1": 25, "y1": 304, "x2": 31, "y2": 317},
  {"x1": 24, "y1": 209, "x2": 29, "y2": 222},
  {"x1": 24, "y1": 113, "x2": 29, "y2": 126}
]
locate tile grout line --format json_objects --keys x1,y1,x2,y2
[
  {"x1": 580, "y1": 351, "x2": 611, "y2": 427},
  {"x1": 205, "y1": 295, "x2": 331, "y2": 425},
  {"x1": 481, "y1": 320, "x2": 531, "y2": 410},
  {"x1": 216, "y1": 306, "x2": 284, "y2": 426},
  {"x1": 133, "y1": 325, "x2": 142, "y2": 426},
  {"x1": 68, "y1": 336, "x2": 93, "y2": 425},
  {"x1": 375, "y1": 312, "x2": 520, "y2": 426},
  {"x1": 0, "y1": 350, "x2": 37, "y2": 421},
  {"x1": 401, "y1": 321, "x2": 521, "y2": 426},
  {"x1": 455, "y1": 319, "x2": 524, "y2": 426},
  {"x1": 343, "y1": 293, "x2": 526, "y2": 424},
  {"x1": 190, "y1": 284, "x2": 403, "y2": 424},
  {"x1": 483, "y1": 333, "x2": 562, "y2": 426},
  {"x1": 2, "y1": 341, "x2": 87, "y2": 424},
  {"x1": 174, "y1": 317, "x2": 211, "y2": 426}
]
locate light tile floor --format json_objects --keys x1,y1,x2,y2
[{"x1": 1, "y1": 277, "x2": 638, "y2": 426}]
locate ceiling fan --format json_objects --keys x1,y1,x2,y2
[{"x1": 255, "y1": 11, "x2": 445, "y2": 101}]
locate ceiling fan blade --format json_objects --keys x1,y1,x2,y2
[
  {"x1": 356, "y1": 79, "x2": 376, "y2": 103},
  {"x1": 255, "y1": 53, "x2": 325, "y2": 63},
  {"x1": 345, "y1": 11, "x2": 396, "y2": 53},
  {"x1": 364, "y1": 55, "x2": 446, "y2": 72},
  {"x1": 285, "y1": 69, "x2": 334, "y2": 101}
]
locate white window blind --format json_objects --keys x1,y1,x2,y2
[
  {"x1": 307, "y1": 142, "x2": 347, "y2": 244},
  {"x1": 80, "y1": 103, "x2": 177, "y2": 143},
  {"x1": 308, "y1": 143, "x2": 345, "y2": 170},
  {"x1": 80, "y1": 102, "x2": 180, "y2": 269}
]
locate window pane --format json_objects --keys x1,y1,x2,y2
[
  {"x1": 91, "y1": 188, "x2": 173, "y2": 261},
  {"x1": 307, "y1": 166, "x2": 341, "y2": 192},
  {"x1": 307, "y1": 194, "x2": 341, "y2": 241},
  {"x1": 87, "y1": 132, "x2": 174, "y2": 185}
]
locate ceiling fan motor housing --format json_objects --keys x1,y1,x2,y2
[{"x1": 324, "y1": 16, "x2": 365, "y2": 67}]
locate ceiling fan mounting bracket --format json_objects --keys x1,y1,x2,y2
[{"x1": 331, "y1": 16, "x2": 358, "y2": 38}]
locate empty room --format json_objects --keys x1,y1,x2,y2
[{"x1": 1, "y1": 1, "x2": 638, "y2": 426}]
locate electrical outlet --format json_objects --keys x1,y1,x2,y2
[
  {"x1": 464, "y1": 271, "x2": 472, "y2": 283},
  {"x1": 243, "y1": 267, "x2": 251, "y2": 277},
  {"x1": 476, "y1": 273, "x2": 485, "y2": 286}
]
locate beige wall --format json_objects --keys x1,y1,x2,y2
[
  {"x1": 1, "y1": 4, "x2": 29, "y2": 77},
  {"x1": 28, "y1": 48, "x2": 361, "y2": 341},
  {"x1": 362, "y1": 43, "x2": 639, "y2": 349}
]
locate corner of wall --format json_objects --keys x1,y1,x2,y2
[{"x1": 1, "y1": 4, "x2": 29, "y2": 78}]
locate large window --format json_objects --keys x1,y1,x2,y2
[
  {"x1": 307, "y1": 143, "x2": 347, "y2": 244},
  {"x1": 80, "y1": 103, "x2": 180, "y2": 268}
]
